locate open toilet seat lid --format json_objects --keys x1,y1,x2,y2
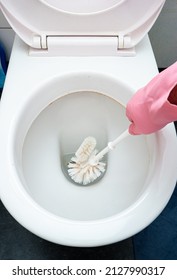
[{"x1": 0, "y1": 0, "x2": 165, "y2": 49}]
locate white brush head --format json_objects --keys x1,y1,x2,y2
[
  {"x1": 75, "y1": 136, "x2": 96, "y2": 162},
  {"x1": 67, "y1": 137, "x2": 106, "y2": 185}
]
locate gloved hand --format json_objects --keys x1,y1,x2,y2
[{"x1": 126, "y1": 61, "x2": 177, "y2": 135}]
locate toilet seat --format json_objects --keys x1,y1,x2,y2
[
  {"x1": 0, "y1": 1, "x2": 177, "y2": 247},
  {"x1": 0, "y1": 0, "x2": 165, "y2": 54}
]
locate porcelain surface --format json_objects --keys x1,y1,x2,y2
[{"x1": 0, "y1": 36, "x2": 176, "y2": 246}]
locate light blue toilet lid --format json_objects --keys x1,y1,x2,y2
[{"x1": 0, "y1": 0, "x2": 165, "y2": 49}]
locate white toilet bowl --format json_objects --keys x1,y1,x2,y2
[
  {"x1": 0, "y1": 0, "x2": 177, "y2": 246},
  {"x1": 10, "y1": 73, "x2": 152, "y2": 220},
  {"x1": 0, "y1": 39, "x2": 177, "y2": 246}
]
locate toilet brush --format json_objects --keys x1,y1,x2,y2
[{"x1": 67, "y1": 129, "x2": 130, "y2": 185}]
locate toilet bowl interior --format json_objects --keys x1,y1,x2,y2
[{"x1": 10, "y1": 74, "x2": 156, "y2": 222}]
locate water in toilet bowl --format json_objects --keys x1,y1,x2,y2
[{"x1": 22, "y1": 91, "x2": 151, "y2": 221}]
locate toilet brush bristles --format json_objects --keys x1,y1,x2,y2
[
  {"x1": 67, "y1": 137, "x2": 106, "y2": 185},
  {"x1": 67, "y1": 129, "x2": 130, "y2": 185}
]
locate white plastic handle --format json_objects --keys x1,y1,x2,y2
[{"x1": 93, "y1": 129, "x2": 130, "y2": 162}]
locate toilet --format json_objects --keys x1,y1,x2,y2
[{"x1": 0, "y1": 0, "x2": 177, "y2": 247}]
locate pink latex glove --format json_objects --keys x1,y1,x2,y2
[{"x1": 126, "y1": 61, "x2": 177, "y2": 135}]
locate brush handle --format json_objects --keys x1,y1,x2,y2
[{"x1": 93, "y1": 129, "x2": 130, "y2": 162}]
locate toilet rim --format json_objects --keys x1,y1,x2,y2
[{"x1": 1, "y1": 71, "x2": 177, "y2": 245}]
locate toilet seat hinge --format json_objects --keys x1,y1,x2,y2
[{"x1": 29, "y1": 35, "x2": 135, "y2": 56}]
